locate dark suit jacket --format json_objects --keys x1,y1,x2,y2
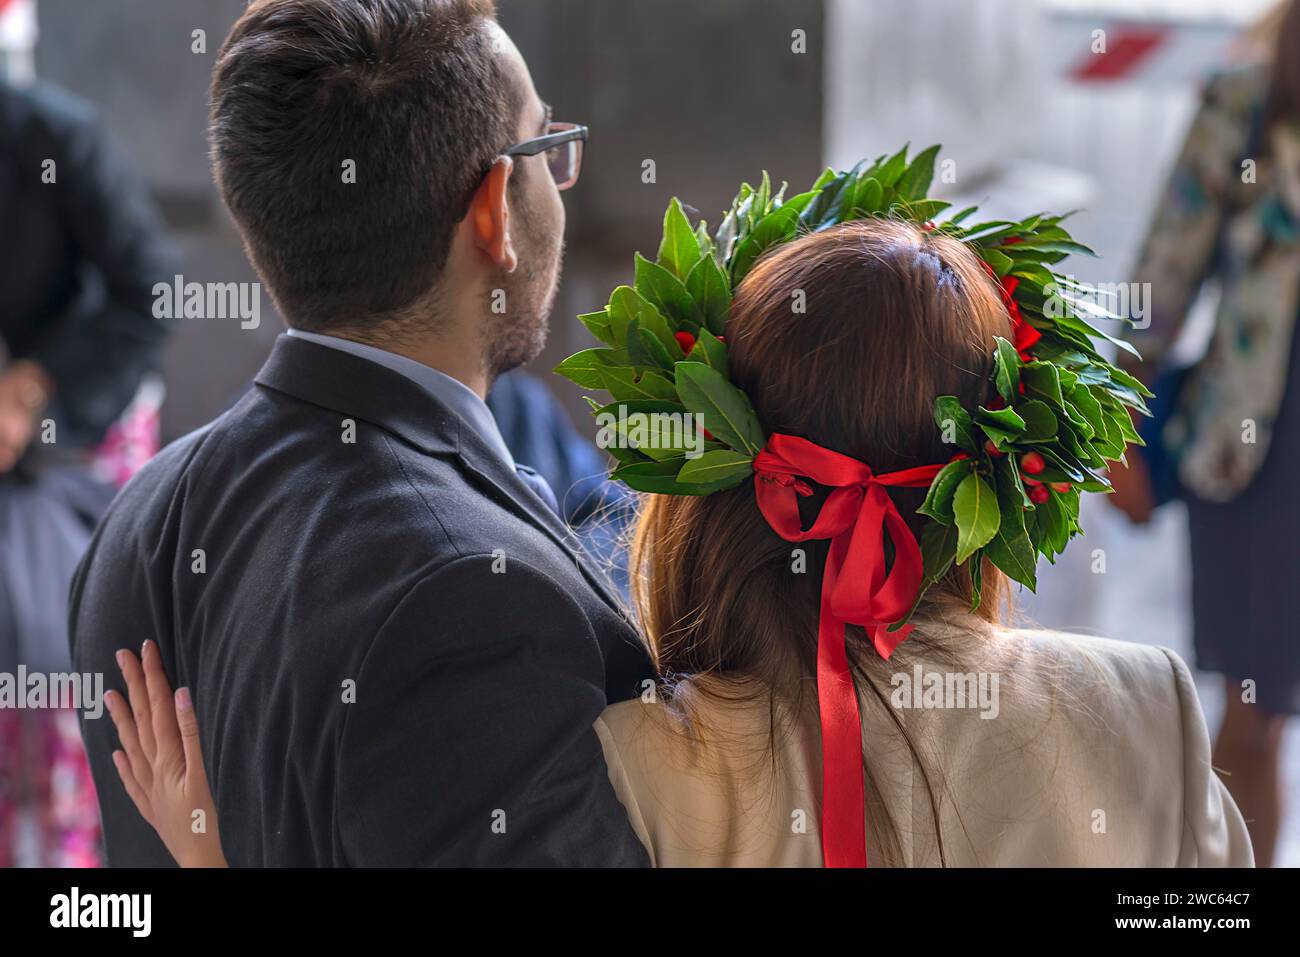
[
  {"x1": 0, "y1": 80, "x2": 173, "y2": 448},
  {"x1": 70, "y1": 335, "x2": 655, "y2": 866}
]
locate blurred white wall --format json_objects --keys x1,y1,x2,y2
[{"x1": 825, "y1": 0, "x2": 1050, "y2": 182}]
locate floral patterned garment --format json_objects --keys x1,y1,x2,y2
[
  {"x1": 0, "y1": 388, "x2": 158, "y2": 868},
  {"x1": 1130, "y1": 64, "x2": 1300, "y2": 502},
  {"x1": 0, "y1": 709, "x2": 102, "y2": 868}
]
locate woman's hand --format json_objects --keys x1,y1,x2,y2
[
  {"x1": 105, "y1": 640, "x2": 228, "y2": 867},
  {"x1": 1107, "y1": 448, "x2": 1157, "y2": 525},
  {"x1": 1106, "y1": 401, "x2": 1157, "y2": 525}
]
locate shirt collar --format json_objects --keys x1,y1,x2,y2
[{"x1": 284, "y1": 328, "x2": 515, "y2": 468}]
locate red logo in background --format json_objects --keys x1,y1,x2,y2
[{"x1": 1071, "y1": 25, "x2": 1170, "y2": 82}]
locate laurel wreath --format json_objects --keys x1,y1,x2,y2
[{"x1": 555, "y1": 144, "x2": 1152, "y2": 606}]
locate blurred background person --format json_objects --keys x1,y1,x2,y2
[
  {"x1": 0, "y1": 41, "x2": 174, "y2": 862},
  {"x1": 1109, "y1": 0, "x2": 1300, "y2": 867}
]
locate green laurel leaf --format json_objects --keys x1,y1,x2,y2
[
  {"x1": 596, "y1": 366, "x2": 678, "y2": 403},
  {"x1": 612, "y1": 458, "x2": 738, "y2": 496},
  {"x1": 674, "y1": 361, "x2": 766, "y2": 456},
  {"x1": 920, "y1": 520, "x2": 958, "y2": 582},
  {"x1": 730, "y1": 205, "x2": 800, "y2": 285},
  {"x1": 976, "y1": 406, "x2": 1026, "y2": 447},
  {"x1": 875, "y1": 145, "x2": 909, "y2": 188},
  {"x1": 634, "y1": 253, "x2": 696, "y2": 330},
  {"x1": 1014, "y1": 399, "x2": 1058, "y2": 441},
  {"x1": 953, "y1": 473, "x2": 1000, "y2": 564},
  {"x1": 685, "y1": 252, "x2": 732, "y2": 336},
  {"x1": 993, "y1": 336, "x2": 1021, "y2": 403},
  {"x1": 577, "y1": 309, "x2": 614, "y2": 345},
  {"x1": 609, "y1": 284, "x2": 676, "y2": 355},
  {"x1": 933, "y1": 396, "x2": 979, "y2": 454},
  {"x1": 896, "y1": 144, "x2": 941, "y2": 201},
  {"x1": 677, "y1": 448, "x2": 754, "y2": 487},
  {"x1": 917, "y1": 458, "x2": 972, "y2": 525},
  {"x1": 658, "y1": 197, "x2": 703, "y2": 281},
  {"x1": 626, "y1": 319, "x2": 676, "y2": 371},
  {"x1": 592, "y1": 399, "x2": 690, "y2": 462},
  {"x1": 554, "y1": 348, "x2": 618, "y2": 389},
  {"x1": 686, "y1": 327, "x2": 729, "y2": 373},
  {"x1": 984, "y1": 460, "x2": 1038, "y2": 589}
]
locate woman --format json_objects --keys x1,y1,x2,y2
[
  {"x1": 104, "y1": 219, "x2": 1253, "y2": 867},
  {"x1": 1108, "y1": 0, "x2": 1300, "y2": 866}
]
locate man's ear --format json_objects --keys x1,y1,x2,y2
[{"x1": 469, "y1": 156, "x2": 518, "y2": 273}]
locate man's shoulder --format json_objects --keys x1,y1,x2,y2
[
  {"x1": 104, "y1": 384, "x2": 546, "y2": 564},
  {"x1": 129, "y1": 418, "x2": 221, "y2": 481},
  {"x1": 94, "y1": 418, "x2": 222, "y2": 534}
]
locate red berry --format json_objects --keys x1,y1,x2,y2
[
  {"x1": 1020, "y1": 451, "x2": 1046, "y2": 475},
  {"x1": 674, "y1": 331, "x2": 696, "y2": 355},
  {"x1": 1050, "y1": 482, "x2": 1071, "y2": 494},
  {"x1": 984, "y1": 440, "x2": 1003, "y2": 457},
  {"x1": 1029, "y1": 485, "x2": 1050, "y2": 505},
  {"x1": 1022, "y1": 476, "x2": 1043, "y2": 487}
]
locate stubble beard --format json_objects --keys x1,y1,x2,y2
[{"x1": 482, "y1": 234, "x2": 564, "y2": 382}]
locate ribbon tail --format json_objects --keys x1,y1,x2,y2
[
  {"x1": 816, "y1": 575, "x2": 869, "y2": 868},
  {"x1": 870, "y1": 620, "x2": 914, "y2": 660}
]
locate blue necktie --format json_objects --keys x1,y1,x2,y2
[{"x1": 515, "y1": 464, "x2": 559, "y2": 515}]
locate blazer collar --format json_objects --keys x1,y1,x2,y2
[
  {"x1": 253, "y1": 335, "x2": 630, "y2": 616},
  {"x1": 254, "y1": 333, "x2": 460, "y2": 456}
]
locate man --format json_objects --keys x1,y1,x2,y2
[{"x1": 71, "y1": 0, "x2": 654, "y2": 866}]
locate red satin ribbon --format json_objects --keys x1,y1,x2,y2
[
  {"x1": 981, "y1": 260, "x2": 1041, "y2": 360},
  {"x1": 753, "y1": 433, "x2": 945, "y2": 868}
]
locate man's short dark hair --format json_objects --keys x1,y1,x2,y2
[{"x1": 210, "y1": 0, "x2": 517, "y2": 331}]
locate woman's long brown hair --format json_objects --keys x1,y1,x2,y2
[{"x1": 629, "y1": 218, "x2": 1014, "y2": 865}]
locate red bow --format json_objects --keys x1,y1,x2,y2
[
  {"x1": 981, "y1": 260, "x2": 1041, "y2": 360},
  {"x1": 753, "y1": 433, "x2": 945, "y2": 867}
]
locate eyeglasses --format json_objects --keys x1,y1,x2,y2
[{"x1": 502, "y1": 122, "x2": 588, "y2": 191}]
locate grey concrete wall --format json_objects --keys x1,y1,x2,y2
[
  {"x1": 34, "y1": 0, "x2": 247, "y2": 214},
  {"x1": 503, "y1": 0, "x2": 825, "y2": 251},
  {"x1": 498, "y1": 0, "x2": 826, "y2": 422},
  {"x1": 36, "y1": 0, "x2": 826, "y2": 237}
]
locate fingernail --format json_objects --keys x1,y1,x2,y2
[
  {"x1": 115, "y1": 650, "x2": 127, "y2": 670},
  {"x1": 141, "y1": 640, "x2": 152, "y2": 658},
  {"x1": 175, "y1": 687, "x2": 192, "y2": 712},
  {"x1": 105, "y1": 692, "x2": 116, "y2": 713}
]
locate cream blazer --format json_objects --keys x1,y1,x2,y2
[{"x1": 595, "y1": 622, "x2": 1253, "y2": 867}]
